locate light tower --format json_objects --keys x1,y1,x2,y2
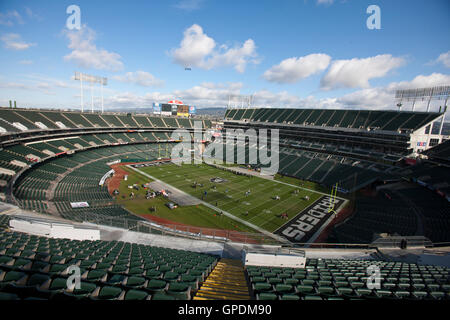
[{"x1": 74, "y1": 72, "x2": 108, "y2": 112}]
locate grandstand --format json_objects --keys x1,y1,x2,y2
[
  {"x1": 223, "y1": 108, "x2": 446, "y2": 192},
  {"x1": 222, "y1": 107, "x2": 450, "y2": 247},
  {"x1": 0, "y1": 106, "x2": 449, "y2": 302}
]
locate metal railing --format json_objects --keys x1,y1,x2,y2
[{"x1": 78, "y1": 211, "x2": 283, "y2": 245}]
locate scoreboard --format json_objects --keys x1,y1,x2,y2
[
  {"x1": 157, "y1": 102, "x2": 193, "y2": 117},
  {"x1": 177, "y1": 105, "x2": 189, "y2": 117}
]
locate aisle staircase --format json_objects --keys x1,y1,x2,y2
[{"x1": 193, "y1": 258, "x2": 251, "y2": 300}]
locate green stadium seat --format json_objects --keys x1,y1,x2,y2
[
  {"x1": 251, "y1": 276, "x2": 266, "y2": 283},
  {"x1": 46, "y1": 277, "x2": 68, "y2": 292},
  {"x1": 274, "y1": 284, "x2": 294, "y2": 294},
  {"x1": 27, "y1": 273, "x2": 51, "y2": 287},
  {"x1": 84, "y1": 270, "x2": 108, "y2": 282},
  {"x1": 108, "y1": 274, "x2": 126, "y2": 286},
  {"x1": 412, "y1": 291, "x2": 429, "y2": 300},
  {"x1": 1, "y1": 271, "x2": 28, "y2": 285},
  {"x1": 0, "y1": 292, "x2": 20, "y2": 300},
  {"x1": 267, "y1": 277, "x2": 283, "y2": 285},
  {"x1": 167, "y1": 282, "x2": 191, "y2": 300},
  {"x1": 303, "y1": 295, "x2": 323, "y2": 300},
  {"x1": 125, "y1": 276, "x2": 146, "y2": 288},
  {"x1": 375, "y1": 290, "x2": 393, "y2": 298},
  {"x1": 152, "y1": 293, "x2": 176, "y2": 300},
  {"x1": 257, "y1": 293, "x2": 278, "y2": 300},
  {"x1": 350, "y1": 282, "x2": 365, "y2": 289},
  {"x1": 145, "y1": 269, "x2": 162, "y2": 279},
  {"x1": 280, "y1": 294, "x2": 300, "y2": 300},
  {"x1": 356, "y1": 288, "x2": 373, "y2": 298},
  {"x1": 67, "y1": 282, "x2": 97, "y2": 299},
  {"x1": 180, "y1": 274, "x2": 199, "y2": 290},
  {"x1": 296, "y1": 285, "x2": 315, "y2": 295},
  {"x1": 0, "y1": 256, "x2": 14, "y2": 266},
  {"x1": 161, "y1": 271, "x2": 178, "y2": 282},
  {"x1": 317, "y1": 286, "x2": 335, "y2": 296},
  {"x1": 253, "y1": 282, "x2": 273, "y2": 294},
  {"x1": 284, "y1": 278, "x2": 299, "y2": 285},
  {"x1": 111, "y1": 265, "x2": 128, "y2": 274},
  {"x1": 124, "y1": 289, "x2": 150, "y2": 300},
  {"x1": 393, "y1": 291, "x2": 410, "y2": 299},
  {"x1": 429, "y1": 291, "x2": 446, "y2": 300},
  {"x1": 146, "y1": 279, "x2": 168, "y2": 293},
  {"x1": 93, "y1": 286, "x2": 124, "y2": 300}
]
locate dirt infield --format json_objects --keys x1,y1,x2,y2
[
  {"x1": 107, "y1": 164, "x2": 128, "y2": 195},
  {"x1": 107, "y1": 161, "x2": 158, "y2": 195},
  {"x1": 140, "y1": 213, "x2": 263, "y2": 244}
]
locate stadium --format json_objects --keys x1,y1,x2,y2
[{"x1": 0, "y1": 0, "x2": 449, "y2": 309}]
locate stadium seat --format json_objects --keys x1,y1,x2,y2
[
  {"x1": 280, "y1": 294, "x2": 300, "y2": 300},
  {"x1": 92, "y1": 286, "x2": 124, "y2": 300},
  {"x1": 167, "y1": 282, "x2": 191, "y2": 300},
  {"x1": 124, "y1": 276, "x2": 146, "y2": 288},
  {"x1": 146, "y1": 279, "x2": 168, "y2": 293},
  {"x1": 257, "y1": 293, "x2": 278, "y2": 300},
  {"x1": 124, "y1": 289, "x2": 150, "y2": 300},
  {"x1": 152, "y1": 292, "x2": 176, "y2": 300}
]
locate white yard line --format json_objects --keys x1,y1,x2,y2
[
  {"x1": 126, "y1": 165, "x2": 290, "y2": 244},
  {"x1": 211, "y1": 163, "x2": 346, "y2": 201}
]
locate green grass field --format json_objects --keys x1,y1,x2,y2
[
  {"x1": 127, "y1": 162, "x2": 323, "y2": 233},
  {"x1": 116, "y1": 166, "x2": 255, "y2": 232}
]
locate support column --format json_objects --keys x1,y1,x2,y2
[
  {"x1": 91, "y1": 83, "x2": 94, "y2": 113},
  {"x1": 80, "y1": 74, "x2": 83, "y2": 112}
]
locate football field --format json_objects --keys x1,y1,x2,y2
[{"x1": 133, "y1": 162, "x2": 324, "y2": 233}]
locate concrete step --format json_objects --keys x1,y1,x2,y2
[{"x1": 193, "y1": 258, "x2": 251, "y2": 300}]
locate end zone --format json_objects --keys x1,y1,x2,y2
[{"x1": 273, "y1": 196, "x2": 347, "y2": 244}]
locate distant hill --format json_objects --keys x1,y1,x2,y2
[{"x1": 101, "y1": 107, "x2": 227, "y2": 117}]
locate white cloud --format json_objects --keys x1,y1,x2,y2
[
  {"x1": 0, "y1": 74, "x2": 79, "y2": 97},
  {"x1": 63, "y1": 25, "x2": 124, "y2": 72},
  {"x1": 336, "y1": 73, "x2": 450, "y2": 110},
  {"x1": 24, "y1": 7, "x2": 42, "y2": 21},
  {"x1": 386, "y1": 72, "x2": 450, "y2": 91},
  {"x1": 171, "y1": 24, "x2": 259, "y2": 73},
  {"x1": 263, "y1": 54, "x2": 331, "y2": 84},
  {"x1": 0, "y1": 10, "x2": 23, "y2": 26},
  {"x1": 0, "y1": 80, "x2": 55, "y2": 95},
  {"x1": 105, "y1": 82, "x2": 242, "y2": 109},
  {"x1": 317, "y1": 0, "x2": 334, "y2": 5},
  {"x1": 19, "y1": 60, "x2": 33, "y2": 65},
  {"x1": 252, "y1": 90, "x2": 301, "y2": 107},
  {"x1": 320, "y1": 54, "x2": 405, "y2": 90},
  {"x1": 174, "y1": 0, "x2": 204, "y2": 11},
  {"x1": 1, "y1": 33, "x2": 35, "y2": 50},
  {"x1": 113, "y1": 71, "x2": 164, "y2": 87},
  {"x1": 433, "y1": 51, "x2": 450, "y2": 68}
]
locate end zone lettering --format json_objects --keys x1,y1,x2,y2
[{"x1": 274, "y1": 196, "x2": 344, "y2": 243}]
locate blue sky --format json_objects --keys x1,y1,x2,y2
[{"x1": 0, "y1": 0, "x2": 449, "y2": 112}]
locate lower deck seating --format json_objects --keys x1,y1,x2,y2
[
  {"x1": 8, "y1": 142, "x2": 174, "y2": 224},
  {"x1": 247, "y1": 258, "x2": 450, "y2": 301},
  {"x1": 0, "y1": 229, "x2": 218, "y2": 300},
  {"x1": 331, "y1": 184, "x2": 450, "y2": 244},
  {"x1": 331, "y1": 190, "x2": 418, "y2": 243}
]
